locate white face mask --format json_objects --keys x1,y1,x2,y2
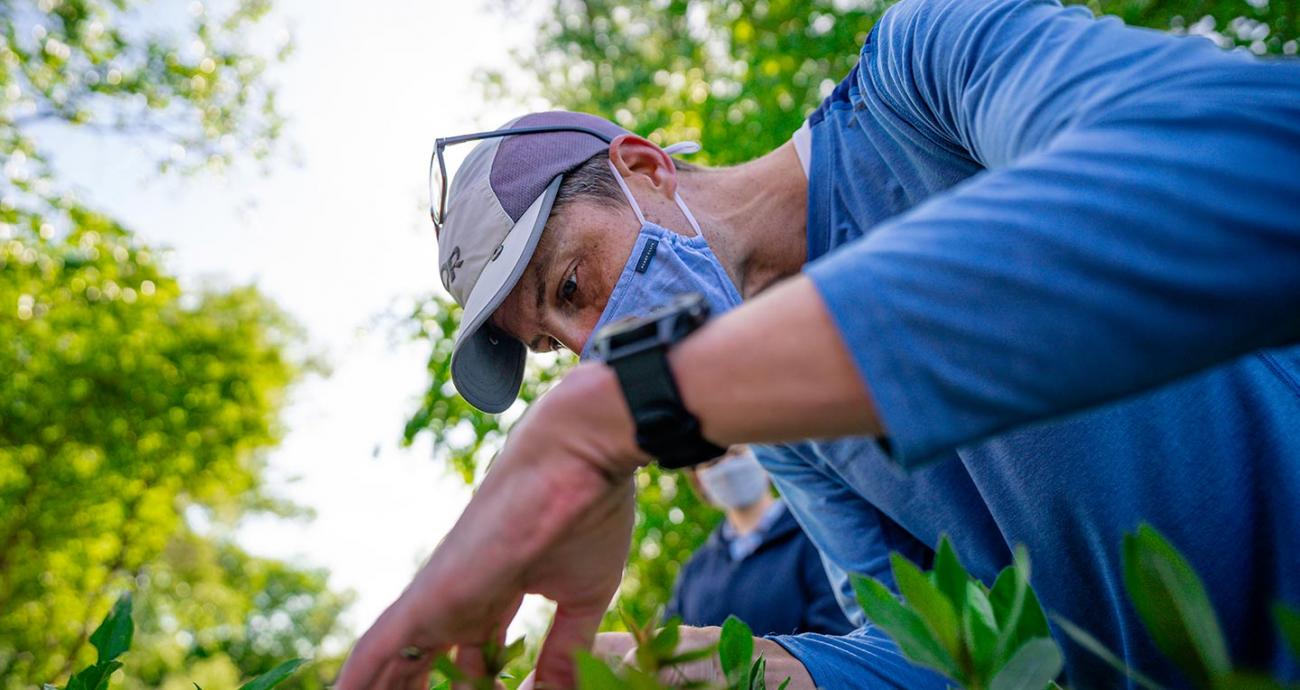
[{"x1": 697, "y1": 450, "x2": 770, "y2": 510}]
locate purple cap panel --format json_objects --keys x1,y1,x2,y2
[{"x1": 489, "y1": 111, "x2": 629, "y2": 221}]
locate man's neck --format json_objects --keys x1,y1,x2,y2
[
  {"x1": 682, "y1": 141, "x2": 809, "y2": 299},
  {"x1": 726, "y1": 493, "x2": 777, "y2": 536}
]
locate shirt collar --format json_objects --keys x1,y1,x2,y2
[{"x1": 719, "y1": 500, "x2": 788, "y2": 561}]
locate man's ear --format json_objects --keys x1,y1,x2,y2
[{"x1": 608, "y1": 134, "x2": 679, "y2": 200}]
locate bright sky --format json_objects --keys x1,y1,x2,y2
[{"x1": 39, "y1": 0, "x2": 553, "y2": 643}]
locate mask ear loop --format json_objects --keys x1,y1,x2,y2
[
  {"x1": 607, "y1": 139, "x2": 706, "y2": 237},
  {"x1": 607, "y1": 160, "x2": 648, "y2": 226}
]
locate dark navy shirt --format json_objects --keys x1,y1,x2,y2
[
  {"x1": 761, "y1": 0, "x2": 1300, "y2": 688},
  {"x1": 664, "y1": 502, "x2": 855, "y2": 637}
]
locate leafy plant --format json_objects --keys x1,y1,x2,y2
[
  {"x1": 1056, "y1": 524, "x2": 1300, "y2": 690},
  {"x1": 430, "y1": 636, "x2": 528, "y2": 690},
  {"x1": 43, "y1": 592, "x2": 307, "y2": 690},
  {"x1": 574, "y1": 614, "x2": 786, "y2": 690},
  {"x1": 851, "y1": 536, "x2": 1063, "y2": 690}
]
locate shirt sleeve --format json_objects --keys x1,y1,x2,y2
[
  {"x1": 807, "y1": 0, "x2": 1300, "y2": 465},
  {"x1": 770, "y1": 624, "x2": 952, "y2": 690},
  {"x1": 797, "y1": 535, "x2": 857, "y2": 636},
  {"x1": 753, "y1": 444, "x2": 933, "y2": 625}
]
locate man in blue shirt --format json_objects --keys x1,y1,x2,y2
[
  {"x1": 665, "y1": 446, "x2": 854, "y2": 637},
  {"x1": 337, "y1": 0, "x2": 1300, "y2": 688}
]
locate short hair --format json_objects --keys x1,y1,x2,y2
[{"x1": 552, "y1": 151, "x2": 700, "y2": 213}]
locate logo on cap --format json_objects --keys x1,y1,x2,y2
[{"x1": 440, "y1": 246, "x2": 464, "y2": 287}]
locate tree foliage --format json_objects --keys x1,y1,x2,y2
[{"x1": 1, "y1": 1, "x2": 347, "y2": 688}]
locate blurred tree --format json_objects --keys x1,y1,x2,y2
[
  {"x1": 410, "y1": 0, "x2": 1299, "y2": 637},
  {"x1": 0, "y1": 1, "x2": 348, "y2": 688}
]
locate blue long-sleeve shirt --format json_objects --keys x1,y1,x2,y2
[{"x1": 759, "y1": 0, "x2": 1300, "y2": 687}]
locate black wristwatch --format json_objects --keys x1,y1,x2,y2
[{"x1": 592, "y1": 293, "x2": 726, "y2": 469}]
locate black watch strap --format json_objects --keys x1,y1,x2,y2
[{"x1": 609, "y1": 345, "x2": 726, "y2": 469}]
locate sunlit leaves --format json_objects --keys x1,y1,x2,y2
[
  {"x1": 0, "y1": 207, "x2": 346, "y2": 688},
  {"x1": 1, "y1": 0, "x2": 290, "y2": 177}
]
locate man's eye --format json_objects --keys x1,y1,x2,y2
[
  {"x1": 549, "y1": 337, "x2": 564, "y2": 352},
  {"x1": 560, "y1": 271, "x2": 578, "y2": 301}
]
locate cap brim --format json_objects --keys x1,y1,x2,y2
[{"x1": 449, "y1": 175, "x2": 561, "y2": 413}]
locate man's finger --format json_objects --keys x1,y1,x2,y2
[
  {"x1": 452, "y1": 644, "x2": 488, "y2": 690},
  {"x1": 592, "y1": 632, "x2": 637, "y2": 667},
  {"x1": 533, "y1": 604, "x2": 605, "y2": 689}
]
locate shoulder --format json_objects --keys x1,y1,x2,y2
[{"x1": 869, "y1": 0, "x2": 1084, "y2": 72}]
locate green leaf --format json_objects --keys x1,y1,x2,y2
[
  {"x1": 429, "y1": 680, "x2": 450, "y2": 690},
  {"x1": 933, "y1": 536, "x2": 970, "y2": 610},
  {"x1": 989, "y1": 638, "x2": 1063, "y2": 690},
  {"x1": 852, "y1": 575, "x2": 959, "y2": 678},
  {"x1": 650, "y1": 620, "x2": 681, "y2": 660},
  {"x1": 719, "y1": 616, "x2": 755, "y2": 689},
  {"x1": 576, "y1": 650, "x2": 626, "y2": 690},
  {"x1": 1273, "y1": 603, "x2": 1300, "y2": 663},
  {"x1": 67, "y1": 661, "x2": 123, "y2": 690},
  {"x1": 964, "y1": 581, "x2": 1000, "y2": 679},
  {"x1": 662, "y1": 643, "x2": 719, "y2": 667},
  {"x1": 1122, "y1": 524, "x2": 1231, "y2": 686},
  {"x1": 1210, "y1": 672, "x2": 1290, "y2": 690},
  {"x1": 777, "y1": 678, "x2": 791, "y2": 690},
  {"x1": 891, "y1": 553, "x2": 963, "y2": 662},
  {"x1": 434, "y1": 655, "x2": 465, "y2": 682},
  {"x1": 623, "y1": 666, "x2": 669, "y2": 690},
  {"x1": 238, "y1": 658, "x2": 307, "y2": 690},
  {"x1": 748, "y1": 655, "x2": 767, "y2": 690},
  {"x1": 88, "y1": 593, "x2": 134, "y2": 664},
  {"x1": 989, "y1": 548, "x2": 1050, "y2": 666},
  {"x1": 1053, "y1": 615, "x2": 1168, "y2": 690}
]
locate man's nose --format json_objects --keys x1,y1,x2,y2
[{"x1": 550, "y1": 318, "x2": 595, "y2": 356}]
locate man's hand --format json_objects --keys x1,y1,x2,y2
[
  {"x1": 517, "y1": 627, "x2": 817, "y2": 689},
  {"x1": 335, "y1": 363, "x2": 648, "y2": 690}
]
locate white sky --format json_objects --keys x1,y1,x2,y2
[{"x1": 38, "y1": 0, "x2": 554, "y2": 643}]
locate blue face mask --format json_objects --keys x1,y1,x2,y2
[{"x1": 578, "y1": 160, "x2": 743, "y2": 361}]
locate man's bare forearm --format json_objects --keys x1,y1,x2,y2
[{"x1": 669, "y1": 275, "x2": 883, "y2": 447}]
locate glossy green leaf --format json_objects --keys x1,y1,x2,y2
[
  {"x1": 990, "y1": 548, "x2": 1050, "y2": 667},
  {"x1": 1122, "y1": 525, "x2": 1231, "y2": 686},
  {"x1": 88, "y1": 593, "x2": 133, "y2": 664},
  {"x1": 238, "y1": 658, "x2": 306, "y2": 690},
  {"x1": 989, "y1": 638, "x2": 1064, "y2": 690},
  {"x1": 748, "y1": 655, "x2": 767, "y2": 690},
  {"x1": 650, "y1": 620, "x2": 681, "y2": 660},
  {"x1": 853, "y1": 575, "x2": 959, "y2": 678},
  {"x1": 964, "y1": 581, "x2": 1001, "y2": 679},
  {"x1": 933, "y1": 535, "x2": 970, "y2": 610},
  {"x1": 66, "y1": 660, "x2": 123, "y2": 690},
  {"x1": 1273, "y1": 603, "x2": 1300, "y2": 663},
  {"x1": 1211, "y1": 672, "x2": 1290, "y2": 690},
  {"x1": 576, "y1": 650, "x2": 625, "y2": 690},
  {"x1": 892, "y1": 553, "x2": 963, "y2": 662},
  {"x1": 719, "y1": 615, "x2": 755, "y2": 689}
]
